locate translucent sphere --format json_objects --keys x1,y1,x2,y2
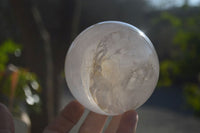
[{"x1": 65, "y1": 21, "x2": 159, "y2": 115}]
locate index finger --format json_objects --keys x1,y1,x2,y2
[
  {"x1": 43, "y1": 101, "x2": 84, "y2": 133},
  {"x1": 116, "y1": 110, "x2": 138, "y2": 133}
]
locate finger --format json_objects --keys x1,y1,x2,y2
[
  {"x1": 116, "y1": 110, "x2": 138, "y2": 133},
  {"x1": 43, "y1": 100, "x2": 84, "y2": 133},
  {"x1": 0, "y1": 103, "x2": 15, "y2": 133},
  {"x1": 79, "y1": 112, "x2": 108, "y2": 133},
  {"x1": 104, "y1": 115, "x2": 122, "y2": 133}
]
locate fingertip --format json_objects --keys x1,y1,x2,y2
[
  {"x1": 44, "y1": 100, "x2": 85, "y2": 133},
  {"x1": 116, "y1": 110, "x2": 138, "y2": 133},
  {"x1": 68, "y1": 100, "x2": 84, "y2": 111},
  {"x1": 0, "y1": 103, "x2": 9, "y2": 112},
  {"x1": 63, "y1": 100, "x2": 84, "y2": 111},
  {"x1": 61, "y1": 100, "x2": 84, "y2": 123},
  {"x1": 124, "y1": 110, "x2": 138, "y2": 122},
  {"x1": 0, "y1": 103, "x2": 15, "y2": 133},
  {"x1": 79, "y1": 111, "x2": 108, "y2": 133}
]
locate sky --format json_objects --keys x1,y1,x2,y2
[{"x1": 148, "y1": 0, "x2": 200, "y2": 9}]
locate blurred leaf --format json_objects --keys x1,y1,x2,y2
[
  {"x1": 158, "y1": 60, "x2": 180, "y2": 86},
  {"x1": 0, "y1": 40, "x2": 21, "y2": 71},
  {"x1": 161, "y1": 12, "x2": 181, "y2": 27},
  {"x1": 0, "y1": 40, "x2": 41, "y2": 114},
  {"x1": 158, "y1": 11, "x2": 200, "y2": 116},
  {"x1": 184, "y1": 84, "x2": 200, "y2": 116}
]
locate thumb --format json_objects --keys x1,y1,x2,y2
[{"x1": 0, "y1": 103, "x2": 15, "y2": 133}]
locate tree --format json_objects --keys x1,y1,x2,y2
[
  {"x1": 9, "y1": 0, "x2": 54, "y2": 131},
  {"x1": 158, "y1": 9, "x2": 200, "y2": 116}
]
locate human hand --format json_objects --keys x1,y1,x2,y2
[
  {"x1": 0, "y1": 101, "x2": 138, "y2": 133},
  {"x1": 44, "y1": 101, "x2": 138, "y2": 133},
  {"x1": 0, "y1": 103, "x2": 15, "y2": 133}
]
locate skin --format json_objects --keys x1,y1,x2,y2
[
  {"x1": 0, "y1": 101, "x2": 138, "y2": 133},
  {"x1": 0, "y1": 103, "x2": 15, "y2": 133}
]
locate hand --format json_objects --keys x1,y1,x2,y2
[
  {"x1": 0, "y1": 101, "x2": 138, "y2": 133},
  {"x1": 44, "y1": 101, "x2": 138, "y2": 133},
  {"x1": 0, "y1": 103, "x2": 15, "y2": 133}
]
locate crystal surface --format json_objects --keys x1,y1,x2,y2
[{"x1": 65, "y1": 21, "x2": 159, "y2": 115}]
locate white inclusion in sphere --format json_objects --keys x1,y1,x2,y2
[{"x1": 65, "y1": 21, "x2": 159, "y2": 115}]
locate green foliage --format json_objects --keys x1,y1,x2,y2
[
  {"x1": 1, "y1": 68, "x2": 41, "y2": 115},
  {"x1": 184, "y1": 84, "x2": 200, "y2": 116},
  {"x1": 158, "y1": 60, "x2": 180, "y2": 86},
  {"x1": 158, "y1": 12, "x2": 200, "y2": 116},
  {"x1": 161, "y1": 12, "x2": 182, "y2": 27},
  {"x1": 0, "y1": 40, "x2": 21, "y2": 71},
  {"x1": 0, "y1": 40, "x2": 41, "y2": 115}
]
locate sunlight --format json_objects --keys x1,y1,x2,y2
[{"x1": 148, "y1": 0, "x2": 200, "y2": 9}]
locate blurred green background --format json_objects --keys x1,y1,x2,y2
[{"x1": 0, "y1": 0, "x2": 200, "y2": 133}]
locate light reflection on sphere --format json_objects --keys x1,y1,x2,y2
[{"x1": 65, "y1": 21, "x2": 159, "y2": 115}]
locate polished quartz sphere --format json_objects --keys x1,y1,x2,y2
[{"x1": 65, "y1": 21, "x2": 159, "y2": 115}]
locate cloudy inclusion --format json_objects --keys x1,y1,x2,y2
[
  {"x1": 66, "y1": 21, "x2": 159, "y2": 115},
  {"x1": 81, "y1": 28, "x2": 159, "y2": 114}
]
